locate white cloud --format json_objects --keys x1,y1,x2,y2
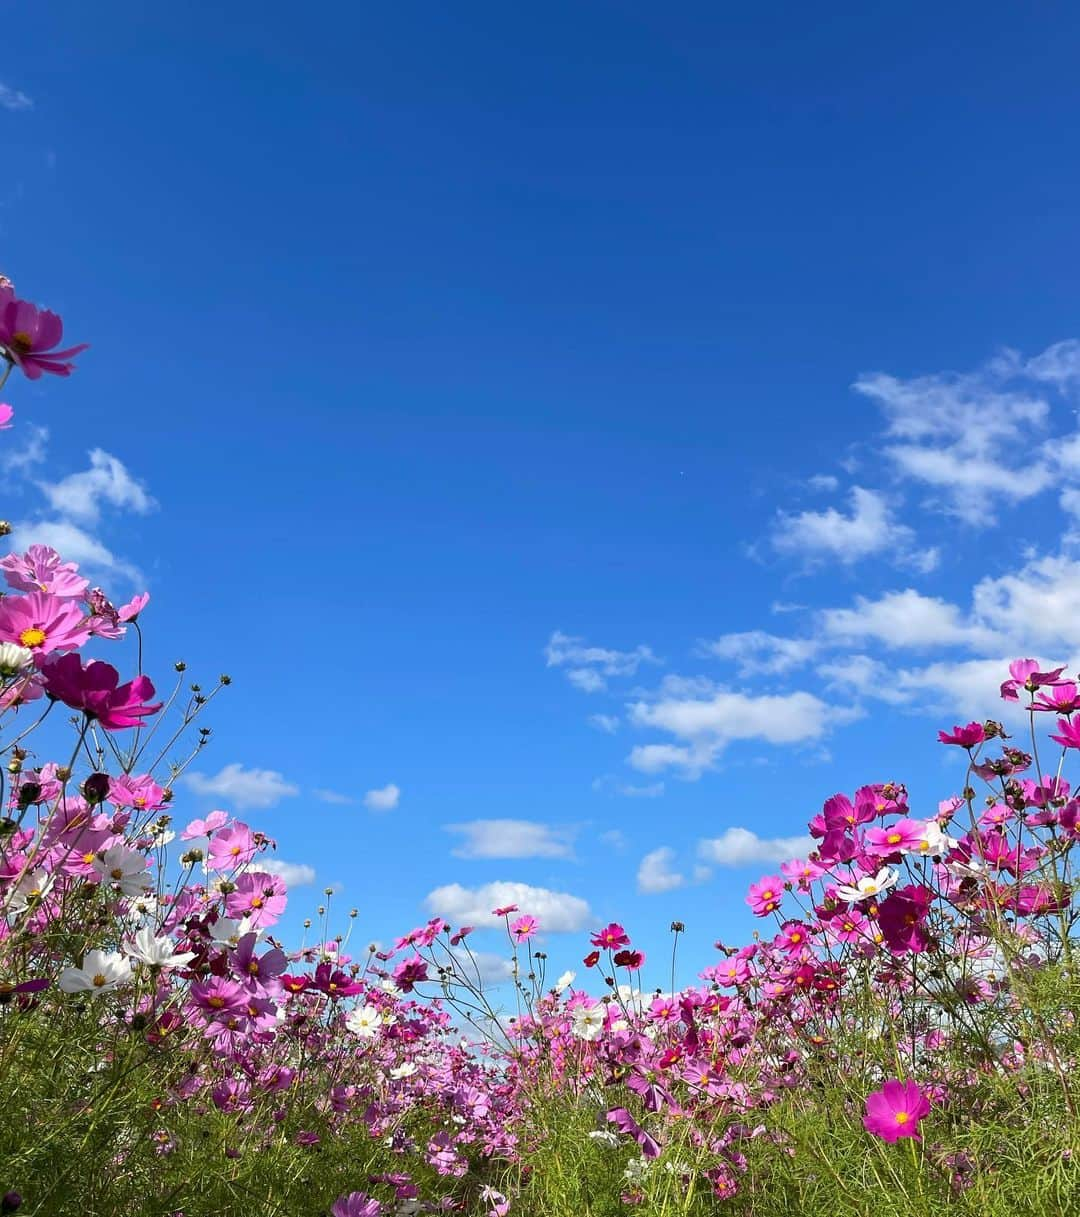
[
  {"x1": 854, "y1": 363, "x2": 1053, "y2": 524},
  {"x1": 820, "y1": 589, "x2": 1000, "y2": 651},
  {"x1": 1, "y1": 424, "x2": 48, "y2": 473},
  {"x1": 588, "y1": 713, "x2": 620, "y2": 734},
  {"x1": 1024, "y1": 339, "x2": 1080, "y2": 388},
  {"x1": 424, "y1": 881, "x2": 592, "y2": 931},
  {"x1": 545, "y1": 630, "x2": 659, "y2": 692},
  {"x1": 637, "y1": 847, "x2": 685, "y2": 894},
  {"x1": 312, "y1": 788, "x2": 354, "y2": 805},
  {"x1": 445, "y1": 819, "x2": 576, "y2": 860},
  {"x1": 808, "y1": 474, "x2": 839, "y2": 492},
  {"x1": 772, "y1": 486, "x2": 919, "y2": 566},
  {"x1": 39, "y1": 449, "x2": 155, "y2": 525},
  {"x1": 184, "y1": 763, "x2": 299, "y2": 809},
  {"x1": 0, "y1": 83, "x2": 32, "y2": 112},
  {"x1": 970, "y1": 554, "x2": 1080, "y2": 654},
  {"x1": 627, "y1": 742, "x2": 705, "y2": 776},
  {"x1": 592, "y1": 774, "x2": 666, "y2": 797},
  {"x1": 259, "y1": 859, "x2": 316, "y2": 888},
  {"x1": 698, "y1": 630, "x2": 818, "y2": 675},
  {"x1": 363, "y1": 783, "x2": 400, "y2": 812},
  {"x1": 697, "y1": 827, "x2": 815, "y2": 866}
]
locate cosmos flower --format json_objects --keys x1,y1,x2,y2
[
  {"x1": 58, "y1": 949, "x2": 133, "y2": 995},
  {"x1": 863, "y1": 1079, "x2": 931, "y2": 1142}
]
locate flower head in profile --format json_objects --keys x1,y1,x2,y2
[
  {"x1": 835, "y1": 866, "x2": 898, "y2": 903},
  {"x1": 0, "y1": 545, "x2": 89, "y2": 598},
  {"x1": 127, "y1": 928, "x2": 196, "y2": 970},
  {"x1": 41, "y1": 652, "x2": 161, "y2": 730},
  {"x1": 0, "y1": 285, "x2": 89, "y2": 379},
  {"x1": 863, "y1": 1078, "x2": 931, "y2": 1142},
  {"x1": 331, "y1": 1192, "x2": 382, "y2": 1217}
]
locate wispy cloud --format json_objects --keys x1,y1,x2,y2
[
  {"x1": 545, "y1": 630, "x2": 659, "y2": 693},
  {"x1": 312, "y1": 788, "x2": 355, "y2": 805},
  {"x1": 0, "y1": 83, "x2": 33, "y2": 112},
  {"x1": 39, "y1": 449, "x2": 155, "y2": 525}
]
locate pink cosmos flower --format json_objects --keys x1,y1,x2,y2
[
  {"x1": 107, "y1": 774, "x2": 166, "y2": 811},
  {"x1": 40, "y1": 653, "x2": 161, "y2": 730},
  {"x1": 189, "y1": 975, "x2": 250, "y2": 1019},
  {"x1": 492, "y1": 904, "x2": 519, "y2": 916},
  {"x1": 1033, "y1": 682, "x2": 1080, "y2": 714},
  {"x1": 937, "y1": 722, "x2": 986, "y2": 748},
  {"x1": 0, "y1": 590, "x2": 91, "y2": 654},
  {"x1": 863, "y1": 1078, "x2": 931, "y2": 1142},
  {"x1": 181, "y1": 809, "x2": 229, "y2": 840},
  {"x1": 0, "y1": 545, "x2": 89, "y2": 598},
  {"x1": 878, "y1": 885, "x2": 933, "y2": 954},
  {"x1": 590, "y1": 922, "x2": 631, "y2": 949},
  {"x1": 0, "y1": 403, "x2": 12, "y2": 429},
  {"x1": 118, "y1": 592, "x2": 150, "y2": 622},
  {"x1": 0, "y1": 286, "x2": 89, "y2": 379},
  {"x1": 224, "y1": 871, "x2": 287, "y2": 927},
  {"x1": 509, "y1": 914, "x2": 539, "y2": 941},
  {"x1": 745, "y1": 876, "x2": 784, "y2": 917},
  {"x1": 206, "y1": 823, "x2": 257, "y2": 871},
  {"x1": 781, "y1": 857, "x2": 824, "y2": 889}
]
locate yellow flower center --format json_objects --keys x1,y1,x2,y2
[
  {"x1": 761, "y1": 889, "x2": 774, "y2": 900},
  {"x1": 247, "y1": 961, "x2": 259, "y2": 975},
  {"x1": 92, "y1": 973, "x2": 107, "y2": 988},
  {"x1": 110, "y1": 868, "x2": 125, "y2": 880},
  {"x1": 207, "y1": 995, "x2": 226, "y2": 1009},
  {"x1": 894, "y1": 1111, "x2": 910, "y2": 1125},
  {"x1": 887, "y1": 833, "x2": 902, "y2": 844},
  {"x1": 10, "y1": 331, "x2": 32, "y2": 354},
  {"x1": 82, "y1": 852, "x2": 95, "y2": 864},
  {"x1": 18, "y1": 627, "x2": 46, "y2": 648},
  {"x1": 250, "y1": 897, "x2": 264, "y2": 909}
]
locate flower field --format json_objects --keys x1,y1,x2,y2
[{"x1": 2, "y1": 275, "x2": 1080, "y2": 1216}]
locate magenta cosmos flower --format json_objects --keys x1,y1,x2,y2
[
  {"x1": 863, "y1": 1079, "x2": 931, "y2": 1142},
  {"x1": 0, "y1": 589, "x2": 91, "y2": 654},
  {"x1": 590, "y1": 922, "x2": 630, "y2": 950},
  {"x1": 745, "y1": 875, "x2": 784, "y2": 917},
  {"x1": 331, "y1": 1194, "x2": 382, "y2": 1217},
  {"x1": 40, "y1": 652, "x2": 162, "y2": 730},
  {"x1": 509, "y1": 914, "x2": 539, "y2": 941},
  {"x1": 0, "y1": 286, "x2": 88, "y2": 379}
]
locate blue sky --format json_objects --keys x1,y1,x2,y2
[{"x1": 4, "y1": 2, "x2": 1080, "y2": 985}]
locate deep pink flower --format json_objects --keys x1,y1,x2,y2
[
  {"x1": 449, "y1": 925, "x2": 474, "y2": 946},
  {"x1": 878, "y1": 885, "x2": 933, "y2": 954},
  {"x1": 745, "y1": 876, "x2": 784, "y2": 917},
  {"x1": 1001, "y1": 659, "x2": 1068, "y2": 702},
  {"x1": 0, "y1": 589, "x2": 91, "y2": 654},
  {"x1": 0, "y1": 545, "x2": 89, "y2": 598},
  {"x1": 392, "y1": 955, "x2": 429, "y2": 993},
  {"x1": 312, "y1": 960, "x2": 362, "y2": 998},
  {"x1": 590, "y1": 922, "x2": 630, "y2": 950},
  {"x1": 40, "y1": 653, "x2": 161, "y2": 730},
  {"x1": 189, "y1": 976, "x2": 250, "y2": 1019},
  {"x1": 863, "y1": 1079, "x2": 931, "y2": 1142},
  {"x1": 0, "y1": 403, "x2": 12, "y2": 429},
  {"x1": 0, "y1": 286, "x2": 88, "y2": 379},
  {"x1": 492, "y1": 903, "x2": 519, "y2": 916},
  {"x1": 864, "y1": 818, "x2": 926, "y2": 857},
  {"x1": 937, "y1": 722, "x2": 986, "y2": 748},
  {"x1": 1050, "y1": 717, "x2": 1080, "y2": 749}
]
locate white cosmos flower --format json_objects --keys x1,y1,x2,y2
[
  {"x1": 126, "y1": 927, "x2": 197, "y2": 969},
  {"x1": 571, "y1": 1004, "x2": 606, "y2": 1041},
  {"x1": 389, "y1": 1061, "x2": 417, "y2": 1080},
  {"x1": 554, "y1": 969, "x2": 576, "y2": 993},
  {"x1": 6, "y1": 868, "x2": 55, "y2": 914},
  {"x1": 0, "y1": 642, "x2": 34, "y2": 677},
  {"x1": 59, "y1": 949, "x2": 133, "y2": 995},
  {"x1": 208, "y1": 915, "x2": 256, "y2": 946},
  {"x1": 912, "y1": 821, "x2": 956, "y2": 857},
  {"x1": 835, "y1": 866, "x2": 898, "y2": 903},
  {"x1": 587, "y1": 1129, "x2": 621, "y2": 1147},
  {"x1": 345, "y1": 1004, "x2": 382, "y2": 1039},
  {"x1": 92, "y1": 845, "x2": 151, "y2": 898}
]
